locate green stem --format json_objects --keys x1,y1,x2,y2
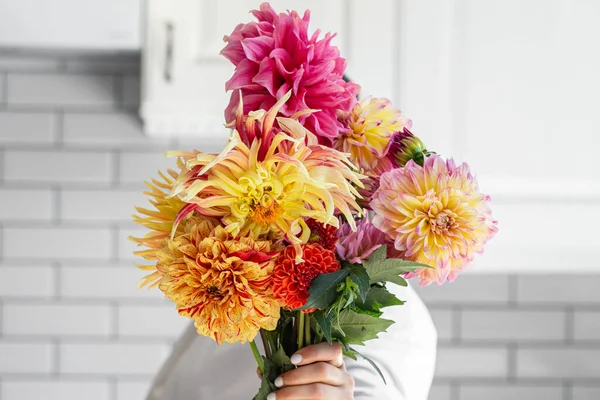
[
  {"x1": 297, "y1": 311, "x2": 305, "y2": 350},
  {"x1": 267, "y1": 331, "x2": 278, "y2": 354},
  {"x1": 249, "y1": 340, "x2": 264, "y2": 373},
  {"x1": 259, "y1": 329, "x2": 272, "y2": 359},
  {"x1": 304, "y1": 313, "x2": 311, "y2": 347}
]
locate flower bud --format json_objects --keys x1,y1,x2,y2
[{"x1": 389, "y1": 128, "x2": 431, "y2": 167}]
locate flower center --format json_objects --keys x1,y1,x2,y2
[
  {"x1": 430, "y1": 211, "x2": 456, "y2": 234},
  {"x1": 251, "y1": 201, "x2": 283, "y2": 225},
  {"x1": 206, "y1": 285, "x2": 223, "y2": 300}
]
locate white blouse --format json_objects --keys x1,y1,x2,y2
[{"x1": 146, "y1": 284, "x2": 437, "y2": 400}]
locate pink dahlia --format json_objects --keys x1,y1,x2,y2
[
  {"x1": 336, "y1": 215, "x2": 401, "y2": 264},
  {"x1": 221, "y1": 2, "x2": 360, "y2": 143},
  {"x1": 371, "y1": 155, "x2": 498, "y2": 285}
]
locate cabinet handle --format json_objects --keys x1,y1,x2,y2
[{"x1": 164, "y1": 22, "x2": 174, "y2": 82}]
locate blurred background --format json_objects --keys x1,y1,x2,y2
[{"x1": 0, "y1": 1, "x2": 599, "y2": 399}]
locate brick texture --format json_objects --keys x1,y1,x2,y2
[
  {"x1": 0, "y1": 112, "x2": 56, "y2": 144},
  {"x1": 0, "y1": 342, "x2": 54, "y2": 373},
  {"x1": 435, "y1": 346, "x2": 508, "y2": 378},
  {"x1": 573, "y1": 387, "x2": 600, "y2": 400},
  {"x1": 61, "y1": 189, "x2": 145, "y2": 222},
  {"x1": 59, "y1": 343, "x2": 170, "y2": 375},
  {"x1": 63, "y1": 113, "x2": 169, "y2": 148},
  {"x1": 574, "y1": 311, "x2": 600, "y2": 342},
  {"x1": 3, "y1": 303, "x2": 112, "y2": 337},
  {"x1": 517, "y1": 348, "x2": 600, "y2": 379},
  {"x1": 460, "y1": 385, "x2": 563, "y2": 400},
  {"x1": 60, "y1": 267, "x2": 163, "y2": 299},
  {"x1": 4, "y1": 150, "x2": 113, "y2": 185},
  {"x1": 0, "y1": 188, "x2": 53, "y2": 220},
  {"x1": 7, "y1": 73, "x2": 115, "y2": 108},
  {"x1": 461, "y1": 309, "x2": 565, "y2": 341},
  {"x1": 116, "y1": 380, "x2": 152, "y2": 400},
  {"x1": 0, "y1": 266, "x2": 55, "y2": 297},
  {"x1": 4, "y1": 227, "x2": 112, "y2": 259},
  {"x1": 117, "y1": 305, "x2": 189, "y2": 338},
  {"x1": 1, "y1": 380, "x2": 110, "y2": 400},
  {"x1": 413, "y1": 275, "x2": 510, "y2": 304},
  {"x1": 517, "y1": 276, "x2": 600, "y2": 304},
  {"x1": 1, "y1": 53, "x2": 598, "y2": 400}
]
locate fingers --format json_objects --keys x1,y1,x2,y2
[
  {"x1": 275, "y1": 362, "x2": 347, "y2": 388},
  {"x1": 291, "y1": 342, "x2": 344, "y2": 368},
  {"x1": 267, "y1": 383, "x2": 351, "y2": 400}
]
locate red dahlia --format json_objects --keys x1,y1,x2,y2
[
  {"x1": 306, "y1": 219, "x2": 338, "y2": 251},
  {"x1": 272, "y1": 244, "x2": 340, "y2": 310}
]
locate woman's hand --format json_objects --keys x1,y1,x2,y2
[{"x1": 266, "y1": 342, "x2": 354, "y2": 400}]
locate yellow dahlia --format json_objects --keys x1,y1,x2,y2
[
  {"x1": 335, "y1": 97, "x2": 411, "y2": 172},
  {"x1": 371, "y1": 155, "x2": 497, "y2": 285},
  {"x1": 168, "y1": 91, "x2": 365, "y2": 247},
  {"x1": 129, "y1": 169, "x2": 189, "y2": 288},
  {"x1": 156, "y1": 225, "x2": 282, "y2": 344}
]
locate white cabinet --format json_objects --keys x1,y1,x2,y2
[{"x1": 0, "y1": 0, "x2": 141, "y2": 50}]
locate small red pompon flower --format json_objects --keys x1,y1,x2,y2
[
  {"x1": 272, "y1": 244, "x2": 340, "y2": 311},
  {"x1": 306, "y1": 219, "x2": 338, "y2": 251}
]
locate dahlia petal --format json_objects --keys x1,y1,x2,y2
[
  {"x1": 241, "y1": 36, "x2": 274, "y2": 62},
  {"x1": 225, "y1": 59, "x2": 258, "y2": 91},
  {"x1": 253, "y1": 58, "x2": 278, "y2": 96}
]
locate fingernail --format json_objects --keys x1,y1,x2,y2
[
  {"x1": 274, "y1": 376, "x2": 284, "y2": 387},
  {"x1": 290, "y1": 354, "x2": 302, "y2": 364},
  {"x1": 267, "y1": 393, "x2": 276, "y2": 400}
]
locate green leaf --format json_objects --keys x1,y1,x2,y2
[
  {"x1": 296, "y1": 269, "x2": 349, "y2": 311},
  {"x1": 333, "y1": 310, "x2": 394, "y2": 346},
  {"x1": 270, "y1": 346, "x2": 294, "y2": 373},
  {"x1": 348, "y1": 263, "x2": 370, "y2": 302},
  {"x1": 368, "y1": 245, "x2": 387, "y2": 265},
  {"x1": 350, "y1": 347, "x2": 387, "y2": 384},
  {"x1": 365, "y1": 248, "x2": 431, "y2": 286},
  {"x1": 253, "y1": 357, "x2": 277, "y2": 400},
  {"x1": 356, "y1": 286, "x2": 405, "y2": 316},
  {"x1": 253, "y1": 348, "x2": 295, "y2": 400},
  {"x1": 342, "y1": 346, "x2": 358, "y2": 360},
  {"x1": 313, "y1": 309, "x2": 333, "y2": 345}
]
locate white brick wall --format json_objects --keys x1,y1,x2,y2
[
  {"x1": 1, "y1": 53, "x2": 599, "y2": 400},
  {"x1": 0, "y1": 342, "x2": 54, "y2": 373},
  {"x1": 3, "y1": 303, "x2": 112, "y2": 337},
  {"x1": 4, "y1": 149, "x2": 114, "y2": 185},
  {"x1": 4, "y1": 227, "x2": 112, "y2": 259},
  {"x1": 0, "y1": 112, "x2": 56, "y2": 144},
  {"x1": 0, "y1": 188, "x2": 53, "y2": 220},
  {"x1": 59, "y1": 343, "x2": 171, "y2": 375},
  {"x1": 6, "y1": 74, "x2": 115, "y2": 108},
  {"x1": 0, "y1": 266, "x2": 56, "y2": 297},
  {"x1": 1, "y1": 380, "x2": 111, "y2": 400}
]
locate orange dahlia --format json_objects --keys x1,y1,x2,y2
[
  {"x1": 272, "y1": 244, "x2": 340, "y2": 310},
  {"x1": 156, "y1": 225, "x2": 282, "y2": 344}
]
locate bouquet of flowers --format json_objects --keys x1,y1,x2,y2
[{"x1": 131, "y1": 3, "x2": 497, "y2": 399}]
